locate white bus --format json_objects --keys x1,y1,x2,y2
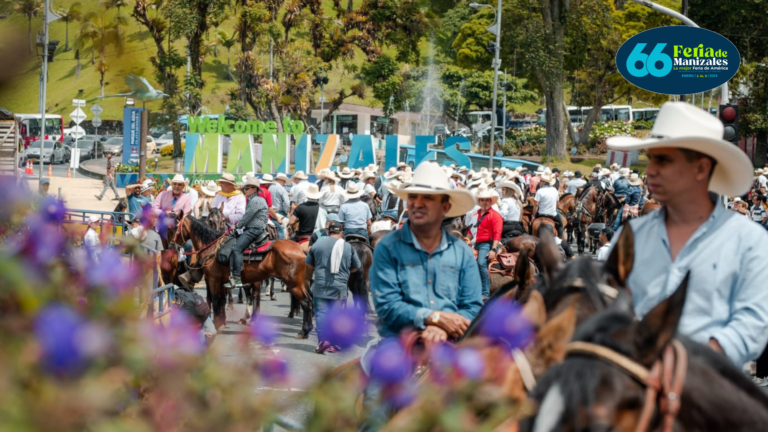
[
  {"x1": 538, "y1": 105, "x2": 634, "y2": 126},
  {"x1": 632, "y1": 107, "x2": 660, "y2": 122}
]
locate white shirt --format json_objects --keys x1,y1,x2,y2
[
  {"x1": 465, "y1": 205, "x2": 480, "y2": 242},
  {"x1": 320, "y1": 184, "x2": 346, "y2": 206},
  {"x1": 596, "y1": 243, "x2": 611, "y2": 261},
  {"x1": 291, "y1": 180, "x2": 309, "y2": 205},
  {"x1": 610, "y1": 171, "x2": 620, "y2": 184},
  {"x1": 211, "y1": 193, "x2": 247, "y2": 225},
  {"x1": 758, "y1": 175, "x2": 768, "y2": 189},
  {"x1": 363, "y1": 183, "x2": 376, "y2": 196},
  {"x1": 186, "y1": 188, "x2": 199, "y2": 210},
  {"x1": 84, "y1": 228, "x2": 100, "y2": 248},
  {"x1": 499, "y1": 197, "x2": 521, "y2": 222},
  {"x1": 534, "y1": 186, "x2": 559, "y2": 216}
]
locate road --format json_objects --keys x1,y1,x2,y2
[{"x1": 22, "y1": 155, "x2": 106, "y2": 179}]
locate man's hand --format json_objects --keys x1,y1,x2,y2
[
  {"x1": 487, "y1": 250, "x2": 497, "y2": 261},
  {"x1": 427, "y1": 311, "x2": 470, "y2": 339},
  {"x1": 708, "y1": 337, "x2": 724, "y2": 354},
  {"x1": 421, "y1": 326, "x2": 448, "y2": 345}
]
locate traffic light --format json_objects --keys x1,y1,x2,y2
[
  {"x1": 719, "y1": 104, "x2": 739, "y2": 145},
  {"x1": 313, "y1": 75, "x2": 329, "y2": 87},
  {"x1": 46, "y1": 40, "x2": 59, "y2": 62},
  {"x1": 486, "y1": 42, "x2": 497, "y2": 55}
]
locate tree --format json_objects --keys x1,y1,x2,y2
[
  {"x1": 81, "y1": 9, "x2": 125, "y2": 96},
  {"x1": 56, "y1": 2, "x2": 81, "y2": 52},
  {"x1": 102, "y1": 0, "x2": 128, "y2": 34},
  {"x1": 73, "y1": 18, "x2": 98, "y2": 64},
  {"x1": 14, "y1": 0, "x2": 42, "y2": 54},
  {"x1": 217, "y1": 29, "x2": 237, "y2": 80}
]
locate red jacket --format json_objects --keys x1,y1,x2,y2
[{"x1": 475, "y1": 208, "x2": 503, "y2": 244}]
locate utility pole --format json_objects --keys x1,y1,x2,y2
[
  {"x1": 319, "y1": 68, "x2": 326, "y2": 134},
  {"x1": 502, "y1": 69, "x2": 507, "y2": 150},
  {"x1": 38, "y1": 0, "x2": 51, "y2": 183},
  {"x1": 488, "y1": 0, "x2": 503, "y2": 169}
]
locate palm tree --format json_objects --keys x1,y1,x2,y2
[
  {"x1": 14, "y1": 0, "x2": 43, "y2": 54},
  {"x1": 101, "y1": 0, "x2": 128, "y2": 33},
  {"x1": 57, "y1": 2, "x2": 81, "y2": 51},
  {"x1": 74, "y1": 18, "x2": 98, "y2": 64},
  {"x1": 217, "y1": 29, "x2": 237, "y2": 81}
]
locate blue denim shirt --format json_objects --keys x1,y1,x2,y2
[
  {"x1": 612, "y1": 196, "x2": 768, "y2": 366},
  {"x1": 613, "y1": 177, "x2": 630, "y2": 198},
  {"x1": 370, "y1": 222, "x2": 483, "y2": 338}
]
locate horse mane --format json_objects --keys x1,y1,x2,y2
[{"x1": 187, "y1": 215, "x2": 223, "y2": 244}]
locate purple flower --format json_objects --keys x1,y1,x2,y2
[
  {"x1": 318, "y1": 305, "x2": 366, "y2": 350},
  {"x1": 369, "y1": 339, "x2": 412, "y2": 385},
  {"x1": 157, "y1": 212, "x2": 171, "y2": 238},
  {"x1": 480, "y1": 298, "x2": 534, "y2": 350},
  {"x1": 140, "y1": 205, "x2": 154, "y2": 228},
  {"x1": 258, "y1": 356, "x2": 289, "y2": 384},
  {"x1": 429, "y1": 342, "x2": 456, "y2": 380},
  {"x1": 386, "y1": 381, "x2": 417, "y2": 408},
  {"x1": 34, "y1": 304, "x2": 86, "y2": 376},
  {"x1": 16, "y1": 216, "x2": 66, "y2": 265},
  {"x1": 85, "y1": 248, "x2": 140, "y2": 296},
  {"x1": 39, "y1": 196, "x2": 67, "y2": 223},
  {"x1": 146, "y1": 312, "x2": 204, "y2": 362},
  {"x1": 455, "y1": 347, "x2": 486, "y2": 380},
  {"x1": 250, "y1": 315, "x2": 278, "y2": 345}
]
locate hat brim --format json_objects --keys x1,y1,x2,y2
[
  {"x1": 339, "y1": 172, "x2": 354, "y2": 179},
  {"x1": 217, "y1": 179, "x2": 236, "y2": 185},
  {"x1": 501, "y1": 182, "x2": 523, "y2": 197},
  {"x1": 344, "y1": 190, "x2": 364, "y2": 199},
  {"x1": 390, "y1": 185, "x2": 476, "y2": 218},
  {"x1": 202, "y1": 188, "x2": 219, "y2": 197},
  {"x1": 607, "y1": 135, "x2": 754, "y2": 196}
]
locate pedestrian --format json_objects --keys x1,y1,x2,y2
[
  {"x1": 305, "y1": 220, "x2": 361, "y2": 354},
  {"x1": 125, "y1": 182, "x2": 149, "y2": 220},
  {"x1": 83, "y1": 215, "x2": 101, "y2": 260},
  {"x1": 270, "y1": 173, "x2": 291, "y2": 238},
  {"x1": 338, "y1": 183, "x2": 372, "y2": 241},
  {"x1": 473, "y1": 188, "x2": 503, "y2": 301},
  {"x1": 227, "y1": 177, "x2": 269, "y2": 289},
  {"x1": 607, "y1": 101, "x2": 768, "y2": 368},
  {"x1": 195, "y1": 181, "x2": 219, "y2": 219},
  {"x1": 210, "y1": 173, "x2": 245, "y2": 227},
  {"x1": 38, "y1": 178, "x2": 51, "y2": 199},
  {"x1": 127, "y1": 217, "x2": 164, "y2": 253},
  {"x1": 289, "y1": 183, "x2": 323, "y2": 251},
  {"x1": 596, "y1": 226, "x2": 614, "y2": 261},
  {"x1": 362, "y1": 161, "x2": 482, "y2": 431},
  {"x1": 565, "y1": 170, "x2": 586, "y2": 195},
  {"x1": 94, "y1": 150, "x2": 120, "y2": 201}
]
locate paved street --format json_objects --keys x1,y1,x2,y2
[{"x1": 200, "y1": 283, "x2": 377, "y2": 428}]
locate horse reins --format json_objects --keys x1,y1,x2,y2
[
  {"x1": 173, "y1": 214, "x2": 233, "y2": 256},
  {"x1": 565, "y1": 339, "x2": 688, "y2": 432}
]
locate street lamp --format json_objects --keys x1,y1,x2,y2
[
  {"x1": 470, "y1": 0, "x2": 502, "y2": 168},
  {"x1": 498, "y1": 70, "x2": 507, "y2": 150}
]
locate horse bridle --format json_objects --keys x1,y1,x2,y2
[{"x1": 565, "y1": 339, "x2": 688, "y2": 432}]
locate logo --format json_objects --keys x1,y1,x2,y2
[{"x1": 616, "y1": 26, "x2": 740, "y2": 95}]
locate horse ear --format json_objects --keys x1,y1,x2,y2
[
  {"x1": 521, "y1": 290, "x2": 546, "y2": 329},
  {"x1": 633, "y1": 272, "x2": 688, "y2": 368},
  {"x1": 529, "y1": 300, "x2": 577, "y2": 373},
  {"x1": 513, "y1": 248, "x2": 535, "y2": 302},
  {"x1": 536, "y1": 227, "x2": 563, "y2": 283},
  {"x1": 604, "y1": 223, "x2": 634, "y2": 287}
]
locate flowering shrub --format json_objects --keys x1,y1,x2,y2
[
  {"x1": 0, "y1": 175, "x2": 535, "y2": 431},
  {"x1": 587, "y1": 121, "x2": 636, "y2": 147},
  {"x1": 159, "y1": 142, "x2": 185, "y2": 157}
]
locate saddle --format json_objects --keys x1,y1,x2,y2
[
  {"x1": 489, "y1": 252, "x2": 536, "y2": 278},
  {"x1": 344, "y1": 233, "x2": 369, "y2": 244},
  {"x1": 215, "y1": 231, "x2": 273, "y2": 265}
]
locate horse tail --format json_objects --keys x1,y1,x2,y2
[{"x1": 348, "y1": 242, "x2": 371, "y2": 314}]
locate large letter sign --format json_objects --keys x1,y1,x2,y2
[
  {"x1": 261, "y1": 133, "x2": 290, "y2": 173},
  {"x1": 226, "y1": 134, "x2": 255, "y2": 174},
  {"x1": 293, "y1": 134, "x2": 311, "y2": 174},
  {"x1": 348, "y1": 135, "x2": 376, "y2": 169},
  {"x1": 444, "y1": 136, "x2": 472, "y2": 169},
  {"x1": 314, "y1": 134, "x2": 339, "y2": 172}
]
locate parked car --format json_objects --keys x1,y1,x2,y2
[
  {"x1": 103, "y1": 137, "x2": 123, "y2": 155},
  {"x1": 146, "y1": 136, "x2": 157, "y2": 154},
  {"x1": 154, "y1": 132, "x2": 174, "y2": 148},
  {"x1": 25, "y1": 140, "x2": 65, "y2": 164},
  {"x1": 81, "y1": 135, "x2": 108, "y2": 144},
  {"x1": 73, "y1": 140, "x2": 98, "y2": 160},
  {"x1": 63, "y1": 144, "x2": 72, "y2": 163}
]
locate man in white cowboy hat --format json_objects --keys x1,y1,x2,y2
[
  {"x1": 598, "y1": 167, "x2": 613, "y2": 191},
  {"x1": 151, "y1": 174, "x2": 192, "y2": 222},
  {"x1": 140, "y1": 179, "x2": 156, "y2": 203},
  {"x1": 532, "y1": 172, "x2": 563, "y2": 238},
  {"x1": 289, "y1": 183, "x2": 324, "y2": 251},
  {"x1": 363, "y1": 161, "x2": 482, "y2": 429},
  {"x1": 378, "y1": 168, "x2": 403, "y2": 218},
  {"x1": 608, "y1": 101, "x2": 768, "y2": 367},
  {"x1": 290, "y1": 171, "x2": 310, "y2": 208},
  {"x1": 619, "y1": 172, "x2": 643, "y2": 221},
  {"x1": 359, "y1": 169, "x2": 378, "y2": 199},
  {"x1": 609, "y1": 163, "x2": 621, "y2": 184},
  {"x1": 227, "y1": 177, "x2": 270, "y2": 289},
  {"x1": 472, "y1": 187, "x2": 503, "y2": 300},
  {"x1": 565, "y1": 170, "x2": 586, "y2": 195},
  {"x1": 755, "y1": 168, "x2": 768, "y2": 190},
  {"x1": 337, "y1": 166, "x2": 355, "y2": 189},
  {"x1": 498, "y1": 179, "x2": 525, "y2": 239},
  {"x1": 211, "y1": 173, "x2": 246, "y2": 227},
  {"x1": 270, "y1": 173, "x2": 291, "y2": 238},
  {"x1": 195, "y1": 180, "x2": 219, "y2": 219},
  {"x1": 338, "y1": 183, "x2": 373, "y2": 241}
]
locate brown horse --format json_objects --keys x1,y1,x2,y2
[
  {"x1": 558, "y1": 194, "x2": 577, "y2": 240},
  {"x1": 521, "y1": 196, "x2": 535, "y2": 233},
  {"x1": 531, "y1": 216, "x2": 558, "y2": 238},
  {"x1": 347, "y1": 237, "x2": 373, "y2": 314},
  {"x1": 171, "y1": 214, "x2": 314, "y2": 337},
  {"x1": 573, "y1": 186, "x2": 599, "y2": 254},
  {"x1": 639, "y1": 197, "x2": 661, "y2": 216}
]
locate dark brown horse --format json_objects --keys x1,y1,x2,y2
[
  {"x1": 558, "y1": 194, "x2": 577, "y2": 242},
  {"x1": 171, "y1": 214, "x2": 314, "y2": 337},
  {"x1": 347, "y1": 237, "x2": 373, "y2": 314},
  {"x1": 573, "y1": 186, "x2": 599, "y2": 255},
  {"x1": 640, "y1": 198, "x2": 661, "y2": 216}
]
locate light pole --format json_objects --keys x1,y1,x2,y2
[
  {"x1": 318, "y1": 68, "x2": 327, "y2": 134},
  {"x1": 500, "y1": 70, "x2": 507, "y2": 150},
  {"x1": 469, "y1": 1, "x2": 502, "y2": 169}
]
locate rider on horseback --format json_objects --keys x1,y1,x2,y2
[
  {"x1": 227, "y1": 177, "x2": 269, "y2": 289},
  {"x1": 532, "y1": 172, "x2": 563, "y2": 238},
  {"x1": 211, "y1": 173, "x2": 246, "y2": 228}
]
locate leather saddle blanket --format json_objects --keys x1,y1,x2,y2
[{"x1": 216, "y1": 232, "x2": 272, "y2": 264}]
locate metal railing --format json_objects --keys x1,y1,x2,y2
[
  {"x1": 151, "y1": 283, "x2": 176, "y2": 322},
  {"x1": 65, "y1": 208, "x2": 133, "y2": 241}
]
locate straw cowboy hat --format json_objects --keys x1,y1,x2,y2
[
  {"x1": 261, "y1": 174, "x2": 274, "y2": 184},
  {"x1": 600, "y1": 168, "x2": 611, "y2": 177},
  {"x1": 499, "y1": 180, "x2": 523, "y2": 198},
  {"x1": 619, "y1": 167, "x2": 630, "y2": 177},
  {"x1": 459, "y1": 166, "x2": 468, "y2": 173},
  {"x1": 292, "y1": 170, "x2": 308, "y2": 180},
  {"x1": 594, "y1": 163, "x2": 603, "y2": 170},
  {"x1": 201, "y1": 181, "x2": 219, "y2": 197},
  {"x1": 755, "y1": 168, "x2": 765, "y2": 176},
  {"x1": 242, "y1": 171, "x2": 255, "y2": 183},
  {"x1": 170, "y1": 174, "x2": 186, "y2": 184},
  {"x1": 315, "y1": 169, "x2": 328, "y2": 180},
  {"x1": 304, "y1": 183, "x2": 324, "y2": 200},
  {"x1": 608, "y1": 102, "x2": 754, "y2": 196},
  {"x1": 338, "y1": 167, "x2": 354, "y2": 179},
  {"x1": 389, "y1": 162, "x2": 476, "y2": 218},
  {"x1": 628, "y1": 173, "x2": 643, "y2": 186},
  {"x1": 540, "y1": 172, "x2": 556, "y2": 186},
  {"x1": 610, "y1": 163, "x2": 620, "y2": 170},
  {"x1": 244, "y1": 177, "x2": 260, "y2": 188},
  {"x1": 476, "y1": 187, "x2": 499, "y2": 205},
  {"x1": 367, "y1": 164, "x2": 379, "y2": 173},
  {"x1": 361, "y1": 170, "x2": 377, "y2": 182},
  {"x1": 384, "y1": 167, "x2": 401, "y2": 179},
  {"x1": 218, "y1": 173, "x2": 237, "y2": 185},
  {"x1": 344, "y1": 183, "x2": 365, "y2": 199},
  {"x1": 275, "y1": 173, "x2": 290, "y2": 183},
  {"x1": 397, "y1": 162, "x2": 408, "y2": 169}
]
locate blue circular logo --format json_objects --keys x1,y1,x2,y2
[{"x1": 616, "y1": 26, "x2": 740, "y2": 95}]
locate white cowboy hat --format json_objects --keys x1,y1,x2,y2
[
  {"x1": 534, "y1": 167, "x2": 545, "y2": 175},
  {"x1": 315, "y1": 169, "x2": 328, "y2": 180},
  {"x1": 218, "y1": 173, "x2": 237, "y2": 185},
  {"x1": 292, "y1": 170, "x2": 308, "y2": 180},
  {"x1": 610, "y1": 163, "x2": 620, "y2": 170},
  {"x1": 261, "y1": 174, "x2": 274, "y2": 184},
  {"x1": 475, "y1": 187, "x2": 499, "y2": 205},
  {"x1": 397, "y1": 162, "x2": 408, "y2": 169},
  {"x1": 733, "y1": 197, "x2": 743, "y2": 202},
  {"x1": 170, "y1": 174, "x2": 186, "y2": 184},
  {"x1": 142, "y1": 178, "x2": 154, "y2": 186},
  {"x1": 755, "y1": 168, "x2": 764, "y2": 176},
  {"x1": 304, "y1": 183, "x2": 324, "y2": 200},
  {"x1": 540, "y1": 173, "x2": 556, "y2": 185},
  {"x1": 515, "y1": 166, "x2": 525, "y2": 173},
  {"x1": 459, "y1": 166, "x2": 468, "y2": 172},
  {"x1": 384, "y1": 167, "x2": 401, "y2": 180},
  {"x1": 367, "y1": 163, "x2": 378, "y2": 172},
  {"x1": 202, "y1": 180, "x2": 219, "y2": 197},
  {"x1": 607, "y1": 102, "x2": 753, "y2": 197},
  {"x1": 628, "y1": 173, "x2": 643, "y2": 186},
  {"x1": 324, "y1": 170, "x2": 340, "y2": 182},
  {"x1": 600, "y1": 168, "x2": 611, "y2": 177},
  {"x1": 499, "y1": 180, "x2": 523, "y2": 198},
  {"x1": 594, "y1": 163, "x2": 603, "y2": 170},
  {"x1": 244, "y1": 177, "x2": 260, "y2": 188},
  {"x1": 275, "y1": 173, "x2": 290, "y2": 183},
  {"x1": 338, "y1": 167, "x2": 354, "y2": 179},
  {"x1": 344, "y1": 183, "x2": 365, "y2": 199},
  {"x1": 242, "y1": 172, "x2": 254, "y2": 183},
  {"x1": 361, "y1": 170, "x2": 377, "y2": 182},
  {"x1": 619, "y1": 167, "x2": 630, "y2": 176},
  {"x1": 389, "y1": 162, "x2": 476, "y2": 218},
  {"x1": 88, "y1": 215, "x2": 101, "y2": 224}
]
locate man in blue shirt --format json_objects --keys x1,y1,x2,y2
[
  {"x1": 125, "y1": 183, "x2": 150, "y2": 220},
  {"x1": 608, "y1": 102, "x2": 768, "y2": 368},
  {"x1": 361, "y1": 162, "x2": 481, "y2": 431},
  {"x1": 339, "y1": 183, "x2": 373, "y2": 241}
]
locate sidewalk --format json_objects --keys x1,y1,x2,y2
[
  {"x1": 80, "y1": 158, "x2": 107, "y2": 178},
  {"x1": 27, "y1": 176, "x2": 123, "y2": 212}
]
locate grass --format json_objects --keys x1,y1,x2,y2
[{"x1": 543, "y1": 154, "x2": 649, "y2": 174}]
